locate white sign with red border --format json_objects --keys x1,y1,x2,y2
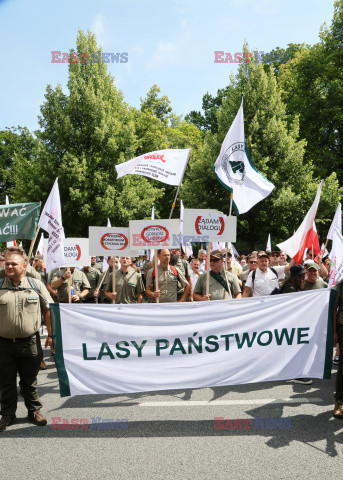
[
  {"x1": 129, "y1": 219, "x2": 180, "y2": 249},
  {"x1": 89, "y1": 227, "x2": 139, "y2": 257},
  {"x1": 182, "y1": 209, "x2": 237, "y2": 242},
  {"x1": 44, "y1": 238, "x2": 91, "y2": 267}
]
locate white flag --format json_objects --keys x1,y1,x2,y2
[
  {"x1": 214, "y1": 98, "x2": 274, "y2": 214},
  {"x1": 329, "y1": 228, "x2": 343, "y2": 288},
  {"x1": 36, "y1": 232, "x2": 46, "y2": 261},
  {"x1": 277, "y1": 181, "x2": 324, "y2": 264},
  {"x1": 151, "y1": 206, "x2": 155, "y2": 220},
  {"x1": 39, "y1": 178, "x2": 65, "y2": 272},
  {"x1": 116, "y1": 149, "x2": 191, "y2": 187},
  {"x1": 180, "y1": 200, "x2": 193, "y2": 257},
  {"x1": 327, "y1": 203, "x2": 342, "y2": 241},
  {"x1": 266, "y1": 234, "x2": 271, "y2": 252},
  {"x1": 102, "y1": 218, "x2": 112, "y2": 273},
  {"x1": 5, "y1": 195, "x2": 16, "y2": 248}
]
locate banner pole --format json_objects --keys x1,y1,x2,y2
[
  {"x1": 112, "y1": 256, "x2": 116, "y2": 304},
  {"x1": 229, "y1": 193, "x2": 233, "y2": 217},
  {"x1": 206, "y1": 244, "x2": 210, "y2": 296},
  {"x1": 169, "y1": 149, "x2": 191, "y2": 219},
  {"x1": 155, "y1": 251, "x2": 159, "y2": 304},
  {"x1": 67, "y1": 267, "x2": 71, "y2": 304}
]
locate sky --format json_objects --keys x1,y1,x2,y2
[{"x1": 0, "y1": 0, "x2": 335, "y2": 133}]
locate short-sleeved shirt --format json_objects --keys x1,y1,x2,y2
[
  {"x1": 175, "y1": 257, "x2": 191, "y2": 278},
  {"x1": 52, "y1": 269, "x2": 91, "y2": 303},
  {"x1": 246, "y1": 266, "x2": 286, "y2": 297},
  {"x1": 194, "y1": 269, "x2": 241, "y2": 300},
  {"x1": 0, "y1": 276, "x2": 53, "y2": 338},
  {"x1": 92, "y1": 262, "x2": 103, "y2": 273},
  {"x1": 227, "y1": 264, "x2": 242, "y2": 279},
  {"x1": 146, "y1": 265, "x2": 188, "y2": 303},
  {"x1": 143, "y1": 261, "x2": 153, "y2": 277},
  {"x1": 303, "y1": 278, "x2": 328, "y2": 290},
  {"x1": 198, "y1": 260, "x2": 206, "y2": 275},
  {"x1": 81, "y1": 267, "x2": 101, "y2": 297},
  {"x1": 106, "y1": 267, "x2": 144, "y2": 304},
  {"x1": 47, "y1": 268, "x2": 60, "y2": 285}
]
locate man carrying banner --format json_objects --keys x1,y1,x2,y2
[
  {"x1": 193, "y1": 250, "x2": 241, "y2": 301},
  {"x1": 90, "y1": 256, "x2": 103, "y2": 273},
  {"x1": 0, "y1": 247, "x2": 53, "y2": 432},
  {"x1": 145, "y1": 249, "x2": 189, "y2": 303},
  {"x1": 50, "y1": 267, "x2": 90, "y2": 303},
  {"x1": 105, "y1": 257, "x2": 144, "y2": 304}
]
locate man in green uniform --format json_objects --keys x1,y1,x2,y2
[
  {"x1": 0, "y1": 247, "x2": 54, "y2": 432},
  {"x1": 105, "y1": 257, "x2": 144, "y2": 304},
  {"x1": 303, "y1": 262, "x2": 328, "y2": 290},
  {"x1": 50, "y1": 267, "x2": 90, "y2": 303},
  {"x1": 91, "y1": 256, "x2": 103, "y2": 273},
  {"x1": 80, "y1": 265, "x2": 101, "y2": 303},
  {"x1": 280, "y1": 265, "x2": 306, "y2": 293},
  {"x1": 33, "y1": 255, "x2": 47, "y2": 286},
  {"x1": 193, "y1": 250, "x2": 242, "y2": 301},
  {"x1": 145, "y1": 249, "x2": 189, "y2": 303}
]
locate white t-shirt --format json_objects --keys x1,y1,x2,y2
[
  {"x1": 190, "y1": 271, "x2": 200, "y2": 289},
  {"x1": 246, "y1": 266, "x2": 286, "y2": 297}
]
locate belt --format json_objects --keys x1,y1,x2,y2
[{"x1": 0, "y1": 333, "x2": 37, "y2": 343}]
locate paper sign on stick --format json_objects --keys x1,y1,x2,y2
[
  {"x1": 44, "y1": 238, "x2": 90, "y2": 267},
  {"x1": 182, "y1": 209, "x2": 237, "y2": 242},
  {"x1": 89, "y1": 227, "x2": 140, "y2": 257},
  {"x1": 129, "y1": 219, "x2": 180, "y2": 249}
]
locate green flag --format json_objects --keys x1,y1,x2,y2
[{"x1": 0, "y1": 202, "x2": 40, "y2": 241}]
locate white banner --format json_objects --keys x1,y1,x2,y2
[
  {"x1": 182, "y1": 209, "x2": 237, "y2": 242},
  {"x1": 129, "y1": 219, "x2": 180, "y2": 249},
  {"x1": 44, "y1": 237, "x2": 90, "y2": 267},
  {"x1": 51, "y1": 290, "x2": 332, "y2": 397},
  {"x1": 89, "y1": 226, "x2": 140, "y2": 257},
  {"x1": 116, "y1": 149, "x2": 191, "y2": 186}
]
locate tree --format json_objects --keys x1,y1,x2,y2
[
  {"x1": 182, "y1": 54, "x2": 341, "y2": 252},
  {"x1": 10, "y1": 30, "x2": 165, "y2": 235}
]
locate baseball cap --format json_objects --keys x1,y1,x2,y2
[
  {"x1": 290, "y1": 265, "x2": 306, "y2": 277},
  {"x1": 258, "y1": 251, "x2": 269, "y2": 259},
  {"x1": 210, "y1": 250, "x2": 224, "y2": 260}
]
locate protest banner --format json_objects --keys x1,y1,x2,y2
[
  {"x1": 0, "y1": 202, "x2": 40, "y2": 242},
  {"x1": 129, "y1": 219, "x2": 180, "y2": 249},
  {"x1": 51, "y1": 289, "x2": 333, "y2": 397},
  {"x1": 89, "y1": 226, "x2": 140, "y2": 257},
  {"x1": 44, "y1": 237, "x2": 90, "y2": 268},
  {"x1": 182, "y1": 209, "x2": 237, "y2": 243}
]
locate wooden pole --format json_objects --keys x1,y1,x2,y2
[
  {"x1": 112, "y1": 256, "x2": 116, "y2": 304},
  {"x1": 168, "y1": 149, "x2": 191, "y2": 219},
  {"x1": 229, "y1": 193, "x2": 233, "y2": 217},
  {"x1": 67, "y1": 267, "x2": 71, "y2": 304},
  {"x1": 26, "y1": 224, "x2": 40, "y2": 266},
  {"x1": 206, "y1": 244, "x2": 210, "y2": 295},
  {"x1": 154, "y1": 251, "x2": 159, "y2": 303}
]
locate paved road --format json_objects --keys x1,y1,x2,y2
[{"x1": 1, "y1": 332, "x2": 342, "y2": 480}]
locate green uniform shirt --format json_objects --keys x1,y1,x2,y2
[
  {"x1": 0, "y1": 276, "x2": 53, "y2": 338},
  {"x1": 47, "y1": 267, "x2": 60, "y2": 285},
  {"x1": 146, "y1": 265, "x2": 188, "y2": 303},
  {"x1": 194, "y1": 269, "x2": 241, "y2": 300},
  {"x1": 143, "y1": 261, "x2": 153, "y2": 277},
  {"x1": 175, "y1": 258, "x2": 191, "y2": 278},
  {"x1": 303, "y1": 278, "x2": 328, "y2": 290},
  {"x1": 35, "y1": 267, "x2": 47, "y2": 286},
  {"x1": 106, "y1": 267, "x2": 144, "y2": 304},
  {"x1": 92, "y1": 262, "x2": 103, "y2": 273},
  {"x1": 227, "y1": 264, "x2": 242, "y2": 279},
  {"x1": 81, "y1": 266, "x2": 101, "y2": 297},
  {"x1": 52, "y1": 269, "x2": 91, "y2": 303}
]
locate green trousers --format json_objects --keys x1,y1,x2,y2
[{"x1": 0, "y1": 333, "x2": 43, "y2": 416}]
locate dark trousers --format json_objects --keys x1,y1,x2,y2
[
  {"x1": 0, "y1": 333, "x2": 43, "y2": 416},
  {"x1": 335, "y1": 325, "x2": 343, "y2": 404}
]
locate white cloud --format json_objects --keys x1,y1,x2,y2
[
  {"x1": 146, "y1": 41, "x2": 179, "y2": 69},
  {"x1": 92, "y1": 13, "x2": 105, "y2": 46}
]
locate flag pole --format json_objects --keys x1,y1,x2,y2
[
  {"x1": 169, "y1": 149, "x2": 191, "y2": 219},
  {"x1": 112, "y1": 256, "x2": 116, "y2": 304},
  {"x1": 26, "y1": 202, "x2": 42, "y2": 264},
  {"x1": 229, "y1": 193, "x2": 233, "y2": 217},
  {"x1": 206, "y1": 244, "x2": 210, "y2": 295},
  {"x1": 67, "y1": 267, "x2": 71, "y2": 303},
  {"x1": 154, "y1": 251, "x2": 159, "y2": 304}
]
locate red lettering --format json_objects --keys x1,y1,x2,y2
[
  {"x1": 234, "y1": 52, "x2": 242, "y2": 63},
  {"x1": 61, "y1": 52, "x2": 70, "y2": 63},
  {"x1": 224, "y1": 53, "x2": 234, "y2": 63},
  {"x1": 132, "y1": 234, "x2": 143, "y2": 247},
  {"x1": 79, "y1": 419, "x2": 89, "y2": 430},
  {"x1": 71, "y1": 418, "x2": 80, "y2": 429},
  {"x1": 214, "y1": 417, "x2": 227, "y2": 430},
  {"x1": 243, "y1": 52, "x2": 252, "y2": 64},
  {"x1": 79, "y1": 53, "x2": 89, "y2": 64},
  {"x1": 242, "y1": 419, "x2": 252, "y2": 429},
  {"x1": 51, "y1": 417, "x2": 62, "y2": 429},
  {"x1": 214, "y1": 51, "x2": 225, "y2": 63},
  {"x1": 70, "y1": 53, "x2": 79, "y2": 64},
  {"x1": 51, "y1": 51, "x2": 62, "y2": 63}
]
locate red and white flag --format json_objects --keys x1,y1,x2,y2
[
  {"x1": 327, "y1": 203, "x2": 342, "y2": 240},
  {"x1": 277, "y1": 181, "x2": 324, "y2": 264}
]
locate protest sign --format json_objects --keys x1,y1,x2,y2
[
  {"x1": 129, "y1": 219, "x2": 180, "y2": 249},
  {"x1": 51, "y1": 289, "x2": 333, "y2": 397},
  {"x1": 44, "y1": 237, "x2": 90, "y2": 267},
  {"x1": 182, "y1": 209, "x2": 237, "y2": 242},
  {"x1": 0, "y1": 202, "x2": 40, "y2": 241},
  {"x1": 89, "y1": 227, "x2": 139, "y2": 257}
]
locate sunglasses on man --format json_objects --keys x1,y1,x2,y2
[{"x1": 210, "y1": 258, "x2": 221, "y2": 263}]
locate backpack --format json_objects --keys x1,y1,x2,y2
[{"x1": 0, "y1": 277, "x2": 46, "y2": 302}]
